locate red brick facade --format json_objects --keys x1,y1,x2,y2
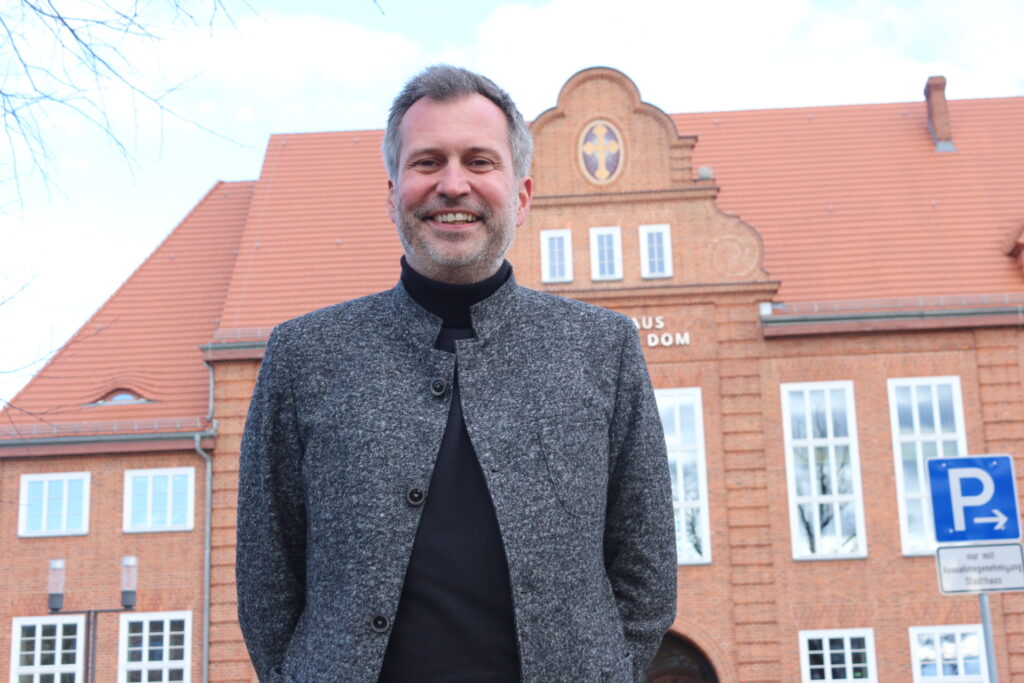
[{"x1": 3, "y1": 67, "x2": 1023, "y2": 681}]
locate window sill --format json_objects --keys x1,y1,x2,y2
[
  {"x1": 18, "y1": 529, "x2": 89, "y2": 538},
  {"x1": 123, "y1": 526, "x2": 194, "y2": 534}
]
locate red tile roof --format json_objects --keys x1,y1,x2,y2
[
  {"x1": 4, "y1": 83, "x2": 1023, "y2": 441},
  {"x1": 214, "y1": 131, "x2": 401, "y2": 337},
  {"x1": 1, "y1": 182, "x2": 253, "y2": 443},
  {"x1": 676, "y1": 96, "x2": 1024, "y2": 302}
]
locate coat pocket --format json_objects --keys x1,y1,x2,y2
[{"x1": 539, "y1": 419, "x2": 609, "y2": 519}]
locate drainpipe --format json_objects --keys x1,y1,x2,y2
[
  {"x1": 194, "y1": 436, "x2": 212, "y2": 679},
  {"x1": 194, "y1": 434, "x2": 212, "y2": 683},
  {"x1": 194, "y1": 360, "x2": 216, "y2": 682}
]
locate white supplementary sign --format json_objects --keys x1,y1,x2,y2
[
  {"x1": 631, "y1": 315, "x2": 691, "y2": 348},
  {"x1": 936, "y1": 543, "x2": 1024, "y2": 594}
]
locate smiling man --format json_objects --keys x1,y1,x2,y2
[
  {"x1": 236, "y1": 65, "x2": 676, "y2": 682},
  {"x1": 388, "y1": 91, "x2": 529, "y2": 284}
]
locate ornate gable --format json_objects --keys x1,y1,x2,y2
[{"x1": 509, "y1": 67, "x2": 771, "y2": 291}]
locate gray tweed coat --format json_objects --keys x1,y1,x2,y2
[{"x1": 236, "y1": 275, "x2": 676, "y2": 682}]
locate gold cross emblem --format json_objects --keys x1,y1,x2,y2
[{"x1": 579, "y1": 120, "x2": 623, "y2": 184}]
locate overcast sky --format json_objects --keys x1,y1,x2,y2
[{"x1": 2, "y1": 0, "x2": 1023, "y2": 403}]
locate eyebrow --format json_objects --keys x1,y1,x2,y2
[{"x1": 405, "y1": 145, "x2": 504, "y2": 160}]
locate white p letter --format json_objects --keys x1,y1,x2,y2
[{"x1": 949, "y1": 467, "x2": 995, "y2": 531}]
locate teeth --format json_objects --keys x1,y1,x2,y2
[{"x1": 435, "y1": 212, "x2": 477, "y2": 224}]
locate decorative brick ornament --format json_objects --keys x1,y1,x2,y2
[{"x1": 579, "y1": 119, "x2": 623, "y2": 184}]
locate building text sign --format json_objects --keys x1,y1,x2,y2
[
  {"x1": 631, "y1": 315, "x2": 691, "y2": 348},
  {"x1": 928, "y1": 455, "x2": 1021, "y2": 543},
  {"x1": 936, "y1": 543, "x2": 1024, "y2": 594}
]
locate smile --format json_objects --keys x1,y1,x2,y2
[{"x1": 429, "y1": 212, "x2": 480, "y2": 225}]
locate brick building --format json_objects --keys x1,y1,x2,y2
[{"x1": 3, "y1": 67, "x2": 1024, "y2": 681}]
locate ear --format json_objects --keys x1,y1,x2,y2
[
  {"x1": 386, "y1": 179, "x2": 397, "y2": 223},
  {"x1": 515, "y1": 176, "x2": 533, "y2": 227}
]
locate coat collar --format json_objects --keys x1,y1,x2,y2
[{"x1": 388, "y1": 270, "x2": 523, "y2": 347}]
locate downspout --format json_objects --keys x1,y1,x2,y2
[
  {"x1": 194, "y1": 360, "x2": 216, "y2": 683},
  {"x1": 194, "y1": 434, "x2": 212, "y2": 683}
]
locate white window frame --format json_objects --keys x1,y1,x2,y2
[
  {"x1": 799, "y1": 628, "x2": 877, "y2": 682},
  {"x1": 539, "y1": 229, "x2": 573, "y2": 283},
  {"x1": 18, "y1": 472, "x2": 91, "y2": 537},
  {"x1": 781, "y1": 381, "x2": 868, "y2": 560},
  {"x1": 589, "y1": 226, "x2": 622, "y2": 281},
  {"x1": 123, "y1": 467, "x2": 195, "y2": 533},
  {"x1": 887, "y1": 376, "x2": 968, "y2": 555},
  {"x1": 10, "y1": 614, "x2": 86, "y2": 683},
  {"x1": 909, "y1": 624, "x2": 988, "y2": 682},
  {"x1": 118, "y1": 611, "x2": 191, "y2": 683},
  {"x1": 639, "y1": 224, "x2": 673, "y2": 278},
  {"x1": 655, "y1": 387, "x2": 711, "y2": 565}
]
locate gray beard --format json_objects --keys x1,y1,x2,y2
[{"x1": 394, "y1": 195, "x2": 518, "y2": 283}]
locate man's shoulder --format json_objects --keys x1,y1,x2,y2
[
  {"x1": 515, "y1": 286, "x2": 633, "y2": 332},
  {"x1": 272, "y1": 288, "x2": 393, "y2": 341}
]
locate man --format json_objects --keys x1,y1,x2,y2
[{"x1": 236, "y1": 65, "x2": 676, "y2": 682}]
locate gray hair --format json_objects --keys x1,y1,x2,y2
[{"x1": 382, "y1": 65, "x2": 533, "y2": 181}]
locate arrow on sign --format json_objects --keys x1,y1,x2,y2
[{"x1": 975, "y1": 509, "x2": 1009, "y2": 530}]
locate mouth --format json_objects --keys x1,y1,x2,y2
[{"x1": 427, "y1": 211, "x2": 481, "y2": 227}]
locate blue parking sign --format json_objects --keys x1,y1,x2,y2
[{"x1": 928, "y1": 455, "x2": 1021, "y2": 543}]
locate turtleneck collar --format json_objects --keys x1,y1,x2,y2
[{"x1": 399, "y1": 256, "x2": 512, "y2": 329}]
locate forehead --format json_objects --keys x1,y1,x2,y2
[{"x1": 399, "y1": 94, "x2": 511, "y2": 158}]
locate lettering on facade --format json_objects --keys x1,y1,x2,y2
[{"x1": 631, "y1": 315, "x2": 692, "y2": 348}]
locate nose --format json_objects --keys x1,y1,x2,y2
[{"x1": 435, "y1": 162, "x2": 471, "y2": 199}]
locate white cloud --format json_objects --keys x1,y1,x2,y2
[
  {"x1": 146, "y1": 13, "x2": 425, "y2": 132},
  {"x1": 459, "y1": 0, "x2": 1023, "y2": 118}
]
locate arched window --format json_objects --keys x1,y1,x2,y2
[{"x1": 644, "y1": 633, "x2": 719, "y2": 683}]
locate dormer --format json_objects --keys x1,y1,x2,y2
[{"x1": 85, "y1": 389, "x2": 150, "y2": 407}]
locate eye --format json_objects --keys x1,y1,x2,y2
[
  {"x1": 468, "y1": 157, "x2": 495, "y2": 169},
  {"x1": 410, "y1": 157, "x2": 440, "y2": 170}
]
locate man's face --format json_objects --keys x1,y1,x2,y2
[{"x1": 387, "y1": 94, "x2": 532, "y2": 284}]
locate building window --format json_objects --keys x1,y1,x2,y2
[
  {"x1": 589, "y1": 226, "x2": 622, "y2": 280},
  {"x1": 118, "y1": 611, "x2": 191, "y2": 683},
  {"x1": 11, "y1": 614, "x2": 85, "y2": 682},
  {"x1": 799, "y1": 628, "x2": 877, "y2": 682},
  {"x1": 18, "y1": 473, "x2": 90, "y2": 537},
  {"x1": 781, "y1": 381, "x2": 867, "y2": 559},
  {"x1": 909, "y1": 625, "x2": 987, "y2": 682},
  {"x1": 540, "y1": 229, "x2": 573, "y2": 283},
  {"x1": 887, "y1": 376, "x2": 967, "y2": 555},
  {"x1": 123, "y1": 468, "x2": 194, "y2": 533},
  {"x1": 655, "y1": 388, "x2": 711, "y2": 564},
  {"x1": 639, "y1": 224, "x2": 672, "y2": 278}
]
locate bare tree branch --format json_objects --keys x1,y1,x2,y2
[
  {"x1": 0, "y1": 0, "x2": 242, "y2": 198},
  {"x1": 0, "y1": 276, "x2": 34, "y2": 308}
]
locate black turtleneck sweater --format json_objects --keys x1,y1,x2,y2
[{"x1": 377, "y1": 259, "x2": 520, "y2": 682}]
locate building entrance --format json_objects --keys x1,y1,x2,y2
[{"x1": 644, "y1": 633, "x2": 719, "y2": 683}]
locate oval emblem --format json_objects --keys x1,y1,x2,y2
[{"x1": 579, "y1": 119, "x2": 623, "y2": 184}]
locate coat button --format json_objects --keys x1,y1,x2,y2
[
  {"x1": 430, "y1": 378, "x2": 447, "y2": 396},
  {"x1": 370, "y1": 614, "x2": 390, "y2": 632},
  {"x1": 407, "y1": 488, "x2": 426, "y2": 506}
]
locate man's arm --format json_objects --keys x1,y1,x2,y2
[
  {"x1": 604, "y1": 320, "x2": 677, "y2": 679},
  {"x1": 236, "y1": 327, "x2": 307, "y2": 680}
]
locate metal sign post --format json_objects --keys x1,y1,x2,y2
[
  {"x1": 928, "y1": 454, "x2": 1023, "y2": 683},
  {"x1": 980, "y1": 593, "x2": 998, "y2": 683}
]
